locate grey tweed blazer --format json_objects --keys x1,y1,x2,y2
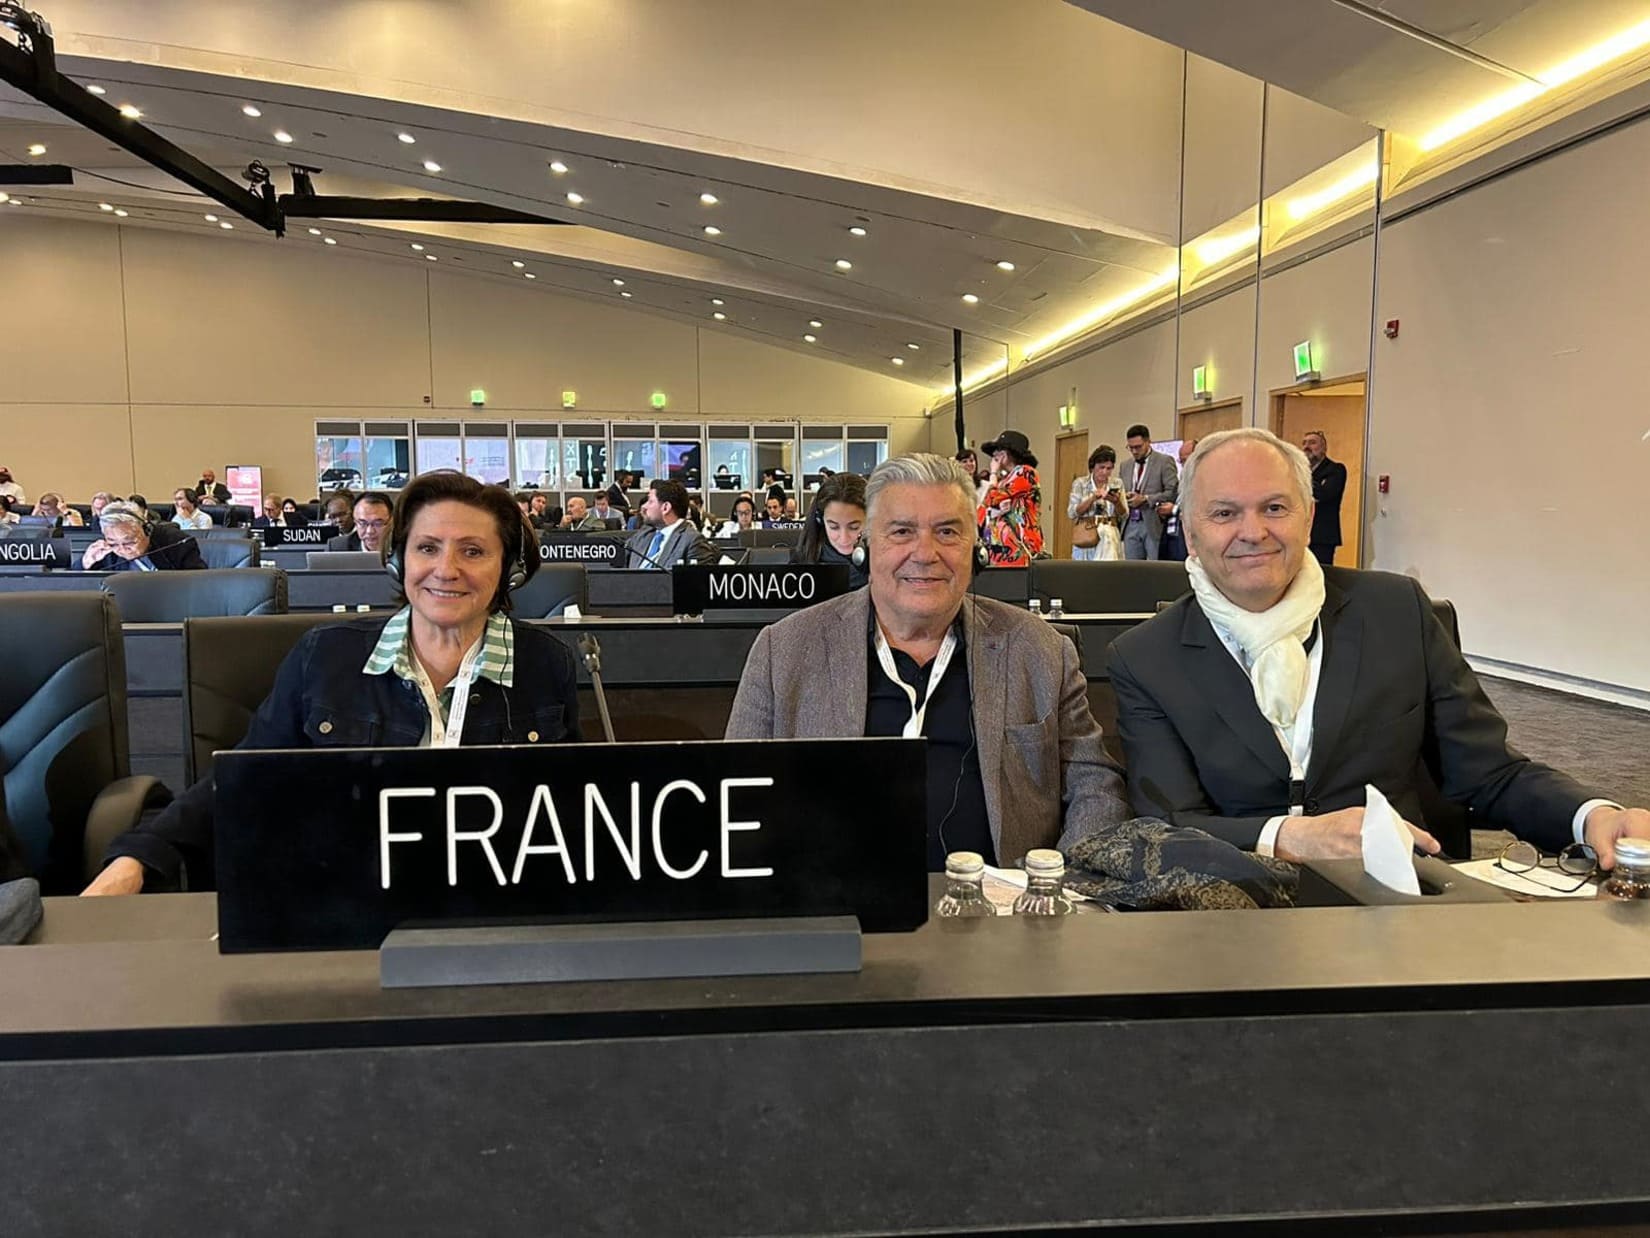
[{"x1": 726, "y1": 588, "x2": 1129, "y2": 864}]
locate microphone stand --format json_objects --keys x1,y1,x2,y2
[{"x1": 577, "y1": 633, "x2": 617, "y2": 743}]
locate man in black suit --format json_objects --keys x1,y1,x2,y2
[
  {"x1": 1302, "y1": 430, "x2": 1346, "y2": 568},
  {"x1": 194, "y1": 469, "x2": 232, "y2": 505},
  {"x1": 1105, "y1": 427, "x2": 1648, "y2": 864}
]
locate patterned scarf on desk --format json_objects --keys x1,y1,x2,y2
[{"x1": 1062, "y1": 818, "x2": 1298, "y2": 910}]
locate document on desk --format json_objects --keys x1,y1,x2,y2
[
  {"x1": 1361, "y1": 783, "x2": 1421, "y2": 896},
  {"x1": 980, "y1": 865, "x2": 1105, "y2": 913},
  {"x1": 1452, "y1": 860, "x2": 1598, "y2": 899}
]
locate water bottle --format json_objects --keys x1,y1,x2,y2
[
  {"x1": 934, "y1": 851, "x2": 996, "y2": 917},
  {"x1": 1012, "y1": 849, "x2": 1076, "y2": 916},
  {"x1": 1027, "y1": 598, "x2": 1042, "y2": 618},
  {"x1": 1048, "y1": 597, "x2": 1064, "y2": 619},
  {"x1": 1600, "y1": 837, "x2": 1650, "y2": 901}
]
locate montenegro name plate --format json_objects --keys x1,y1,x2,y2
[{"x1": 214, "y1": 737, "x2": 927, "y2": 951}]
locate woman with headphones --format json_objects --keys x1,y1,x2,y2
[
  {"x1": 795, "y1": 471, "x2": 869, "y2": 588},
  {"x1": 83, "y1": 471, "x2": 582, "y2": 896}
]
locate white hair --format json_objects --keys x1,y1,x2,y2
[
  {"x1": 1179, "y1": 428, "x2": 1313, "y2": 522},
  {"x1": 97, "y1": 500, "x2": 148, "y2": 535},
  {"x1": 864, "y1": 453, "x2": 978, "y2": 523}
]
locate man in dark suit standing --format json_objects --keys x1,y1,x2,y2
[
  {"x1": 1105, "y1": 428, "x2": 1649, "y2": 864},
  {"x1": 624, "y1": 478, "x2": 718, "y2": 568},
  {"x1": 1302, "y1": 430, "x2": 1346, "y2": 567},
  {"x1": 1120, "y1": 424, "x2": 1179, "y2": 560}
]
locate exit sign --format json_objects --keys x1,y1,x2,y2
[
  {"x1": 469, "y1": 388, "x2": 487, "y2": 406},
  {"x1": 650, "y1": 391, "x2": 668, "y2": 409},
  {"x1": 1292, "y1": 341, "x2": 1320, "y2": 382},
  {"x1": 1191, "y1": 364, "x2": 1211, "y2": 399}
]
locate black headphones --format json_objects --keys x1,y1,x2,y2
[
  {"x1": 385, "y1": 514, "x2": 532, "y2": 593},
  {"x1": 850, "y1": 534, "x2": 990, "y2": 575}
]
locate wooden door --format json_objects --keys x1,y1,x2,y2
[
  {"x1": 1273, "y1": 385, "x2": 1366, "y2": 567},
  {"x1": 1050, "y1": 431, "x2": 1088, "y2": 560},
  {"x1": 1178, "y1": 399, "x2": 1243, "y2": 442}
]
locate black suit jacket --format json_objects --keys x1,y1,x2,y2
[
  {"x1": 1108, "y1": 568, "x2": 1595, "y2": 853},
  {"x1": 82, "y1": 522, "x2": 207, "y2": 572},
  {"x1": 196, "y1": 481, "x2": 232, "y2": 505},
  {"x1": 1310, "y1": 458, "x2": 1347, "y2": 547}
]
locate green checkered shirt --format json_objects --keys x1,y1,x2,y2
[{"x1": 363, "y1": 607, "x2": 515, "y2": 732}]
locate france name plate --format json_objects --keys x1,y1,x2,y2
[{"x1": 214, "y1": 738, "x2": 927, "y2": 951}]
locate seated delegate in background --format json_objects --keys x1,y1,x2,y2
[
  {"x1": 194, "y1": 469, "x2": 232, "y2": 505},
  {"x1": 716, "y1": 496, "x2": 757, "y2": 538},
  {"x1": 762, "y1": 496, "x2": 786, "y2": 524},
  {"x1": 625, "y1": 478, "x2": 719, "y2": 568},
  {"x1": 1068, "y1": 445, "x2": 1125, "y2": 562},
  {"x1": 795, "y1": 471, "x2": 869, "y2": 589},
  {"x1": 83, "y1": 471, "x2": 582, "y2": 895},
  {"x1": 252, "y1": 496, "x2": 285, "y2": 529},
  {"x1": 1106, "y1": 428, "x2": 1650, "y2": 864},
  {"x1": 977, "y1": 429, "x2": 1044, "y2": 565},
  {"x1": 588, "y1": 492, "x2": 619, "y2": 527},
  {"x1": 782, "y1": 497, "x2": 799, "y2": 520},
  {"x1": 324, "y1": 492, "x2": 354, "y2": 533},
  {"x1": 328, "y1": 493, "x2": 391, "y2": 552},
  {"x1": 560, "y1": 495, "x2": 607, "y2": 531},
  {"x1": 79, "y1": 500, "x2": 207, "y2": 572},
  {"x1": 89, "y1": 491, "x2": 113, "y2": 520},
  {"x1": 728, "y1": 453, "x2": 1127, "y2": 869},
  {"x1": 527, "y1": 493, "x2": 551, "y2": 528},
  {"x1": 606, "y1": 469, "x2": 634, "y2": 514},
  {"x1": 32, "y1": 493, "x2": 84, "y2": 527},
  {"x1": 282, "y1": 498, "x2": 309, "y2": 527},
  {"x1": 170, "y1": 488, "x2": 214, "y2": 530},
  {"x1": 0, "y1": 496, "x2": 17, "y2": 525}
]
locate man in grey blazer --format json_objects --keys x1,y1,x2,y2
[
  {"x1": 624, "y1": 478, "x2": 718, "y2": 568},
  {"x1": 1120, "y1": 423, "x2": 1179, "y2": 561},
  {"x1": 727, "y1": 453, "x2": 1129, "y2": 869}
]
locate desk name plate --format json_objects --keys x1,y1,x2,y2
[
  {"x1": 0, "y1": 537, "x2": 69, "y2": 567},
  {"x1": 214, "y1": 738, "x2": 927, "y2": 951},
  {"x1": 538, "y1": 532, "x2": 625, "y2": 564},
  {"x1": 672, "y1": 563, "x2": 849, "y2": 613},
  {"x1": 259, "y1": 524, "x2": 340, "y2": 546}
]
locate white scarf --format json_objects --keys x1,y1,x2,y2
[{"x1": 1185, "y1": 551, "x2": 1326, "y2": 729}]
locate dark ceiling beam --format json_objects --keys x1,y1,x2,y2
[
  {"x1": 0, "y1": 161, "x2": 72, "y2": 184},
  {"x1": 277, "y1": 195, "x2": 569, "y2": 225}
]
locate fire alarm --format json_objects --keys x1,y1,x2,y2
[
  {"x1": 1378, "y1": 474, "x2": 1390, "y2": 494},
  {"x1": 1384, "y1": 319, "x2": 1400, "y2": 339}
]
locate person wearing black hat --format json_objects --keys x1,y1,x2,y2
[{"x1": 977, "y1": 429, "x2": 1044, "y2": 565}]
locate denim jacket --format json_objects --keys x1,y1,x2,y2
[{"x1": 106, "y1": 617, "x2": 581, "y2": 890}]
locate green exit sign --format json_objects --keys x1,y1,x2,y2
[
  {"x1": 469, "y1": 388, "x2": 487, "y2": 406},
  {"x1": 650, "y1": 391, "x2": 667, "y2": 409},
  {"x1": 561, "y1": 390, "x2": 577, "y2": 408},
  {"x1": 1191, "y1": 364, "x2": 1211, "y2": 399},
  {"x1": 1292, "y1": 340, "x2": 1319, "y2": 381}
]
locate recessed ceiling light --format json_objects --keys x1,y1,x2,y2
[
  {"x1": 713, "y1": 312, "x2": 726, "y2": 320},
  {"x1": 118, "y1": 104, "x2": 142, "y2": 119},
  {"x1": 890, "y1": 357, "x2": 904, "y2": 366},
  {"x1": 848, "y1": 226, "x2": 867, "y2": 237},
  {"x1": 703, "y1": 225, "x2": 722, "y2": 237},
  {"x1": 397, "y1": 133, "x2": 416, "y2": 144},
  {"x1": 524, "y1": 272, "x2": 536, "y2": 279},
  {"x1": 803, "y1": 334, "x2": 817, "y2": 343},
  {"x1": 962, "y1": 293, "x2": 979, "y2": 304},
  {"x1": 86, "y1": 85, "x2": 106, "y2": 96},
  {"x1": 711, "y1": 298, "x2": 725, "y2": 306},
  {"x1": 996, "y1": 260, "x2": 1016, "y2": 271},
  {"x1": 620, "y1": 291, "x2": 632, "y2": 298},
  {"x1": 307, "y1": 227, "x2": 322, "y2": 235},
  {"x1": 809, "y1": 319, "x2": 822, "y2": 328},
  {"x1": 611, "y1": 278, "x2": 625, "y2": 286},
  {"x1": 241, "y1": 105, "x2": 261, "y2": 118},
  {"x1": 98, "y1": 202, "x2": 114, "y2": 212},
  {"x1": 566, "y1": 192, "x2": 584, "y2": 205},
  {"x1": 5, "y1": 197, "x2": 18, "y2": 206},
  {"x1": 699, "y1": 192, "x2": 718, "y2": 205},
  {"x1": 549, "y1": 160, "x2": 568, "y2": 174},
  {"x1": 113, "y1": 209, "x2": 128, "y2": 217},
  {"x1": 26, "y1": 143, "x2": 46, "y2": 156},
  {"x1": 323, "y1": 237, "x2": 337, "y2": 245},
  {"x1": 422, "y1": 160, "x2": 442, "y2": 173},
  {"x1": 273, "y1": 130, "x2": 293, "y2": 143},
  {"x1": 219, "y1": 221, "x2": 233, "y2": 230},
  {"x1": 204, "y1": 213, "x2": 218, "y2": 222},
  {"x1": 834, "y1": 259, "x2": 852, "y2": 270},
  {"x1": 410, "y1": 243, "x2": 425, "y2": 251},
  {"x1": 907, "y1": 342, "x2": 920, "y2": 350},
  {"x1": 511, "y1": 260, "x2": 525, "y2": 268},
  {"x1": 425, "y1": 253, "x2": 437, "y2": 261}
]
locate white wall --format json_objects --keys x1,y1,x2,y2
[
  {"x1": 1370, "y1": 113, "x2": 1650, "y2": 695},
  {"x1": 0, "y1": 215, "x2": 926, "y2": 501}
]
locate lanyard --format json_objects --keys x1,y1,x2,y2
[
  {"x1": 409, "y1": 637, "x2": 484, "y2": 748},
  {"x1": 873, "y1": 626, "x2": 958, "y2": 739}
]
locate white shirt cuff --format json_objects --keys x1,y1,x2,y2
[
  {"x1": 1256, "y1": 816, "x2": 1288, "y2": 857},
  {"x1": 1573, "y1": 799, "x2": 1622, "y2": 846}
]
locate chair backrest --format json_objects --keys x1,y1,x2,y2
[
  {"x1": 1047, "y1": 621, "x2": 1084, "y2": 660},
  {"x1": 196, "y1": 533, "x2": 256, "y2": 569},
  {"x1": 306, "y1": 550, "x2": 381, "y2": 571},
  {"x1": 509, "y1": 565, "x2": 589, "y2": 619},
  {"x1": 1028, "y1": 559, "x2": 1189, "y2": 614},
  {"x1": 102, "y1": 567, "x2": 287, "y2": 622},
  {"x1": 748, "y1": 546, "x2": 793, "y2": 566},
  {"x1": 0, "y1": 593, "x2": 128, "y2": 889},
  {"x1": 200, "y1": 504, "x2": 232, "y2": 527},
  {"x1": 1430, "y1": 598, "x2": 1460, "y2": 647},
  {"x1": 181, "y1": 613, "x2": 346, "y2": 782}
]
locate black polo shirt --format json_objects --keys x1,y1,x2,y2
[{"x1": 864, "y1": 614, "x2": 993, "y2": 870}]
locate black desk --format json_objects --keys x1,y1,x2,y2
[{"x1": 10, "y1": 891, "x2": 1650, "y2": 1234}]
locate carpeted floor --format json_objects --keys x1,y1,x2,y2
[{"x1": 1480, "y1": 675, "x2": 1650, "y2": 809}]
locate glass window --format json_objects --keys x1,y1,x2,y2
[
  {"x1": 801, "y1": 433, "x2": 844, "y2": 487},
  {"x1": 363, "y1": 437, "x2": 410, "y2": 491},
  {"x1": 415, "y1": 435, "x2": 462, "y2": 475},
  {"x1": 661, "y1": 439, "x2": 702, "y2": 487},
  {"x1": 562, "y1": 433, "x2": 608, "y2": 492},
  {"x1": 315, "y1": 432, "x2": 364, "y2": 494},
  {"x1": 611, "y1": 428, "x2": 656, "y2": 485},
  {"x1": 514, "y1": 428, "x2": 559, "y2": 489},
  {"x1": 462, "y1": 425, "x2": 512, "y2": 486},
  {"x1": 846, "y1": 440, "x2": 887, "y2": 475},
  {"x1": 753, "y1": 426, "x2": 796, "y2": 493},
  {"x1": 708, "y1": 426, "x2": 751, "y2": 492}
]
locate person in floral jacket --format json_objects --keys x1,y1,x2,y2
[{"x1": 977, "y1": 429, "x2": 1044, "y2": 565}]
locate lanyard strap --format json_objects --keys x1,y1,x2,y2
[
  {"x1": 410, "y1": 638, "x2": 484, "y2": 748},
  {"x1": 873, "y1": 626, "x2": 958, "y2": 739}
]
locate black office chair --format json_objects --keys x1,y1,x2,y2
[
  {"x1": 0, "y1": 593, "x2": 172, "y2": 891},
  {"x1": 1048, "y1": 622, "x2": 1084, "y2": 660},
  {"x1": 510, "y1": 565, "x2": 589, "y2": 619},
  {"x1": 1029, "y1": 560, "x2": 1189, "y2": 613},
  {"x1": 180, "y1": 613, "x2": 345, "y2": 783},
  {"x1": 102, "y1": 567, "x2": 287, "y2": 622}
]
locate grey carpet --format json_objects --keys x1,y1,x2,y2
[{"x1": 1480, "y1": 675, "x2": 1650, "y2": 809}]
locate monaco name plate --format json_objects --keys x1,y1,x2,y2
[
  {"x1": 213, "y1": 738, "x2": 926, "y2": 951},
  {"x1": 672, "y1": 563, "x2": 849, "y2": 614}
]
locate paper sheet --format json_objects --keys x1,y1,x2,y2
[
  {"x1": 1361, "y1": 783, "x2": 1421, "y2": 895},
  {"x1": 980, "y1": 864, "x2": 1095, "y2": 912},
  {"x1": 1453, "y1": 859, "x2": 1598, "y2": 899}
]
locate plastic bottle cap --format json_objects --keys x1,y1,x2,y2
[
  {"x1": 944, "y1": 850, "x2": 985, "y2": 879},
  {"x1": 356, "y1": 604, "x2": 371, "y2": 612},
  {"x1": 1615, "y1": 837, "x2": 1650, "y2": 866},
  {"x1": 1050, "y1": 598, "x2": 1063, "y2": 609},
  {"x1": 1024, "y1": 848, "x2": 1065, "y2": 875},
  {"x1": 331, "y1": 604, "x2": 347, "y2": 613}
]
